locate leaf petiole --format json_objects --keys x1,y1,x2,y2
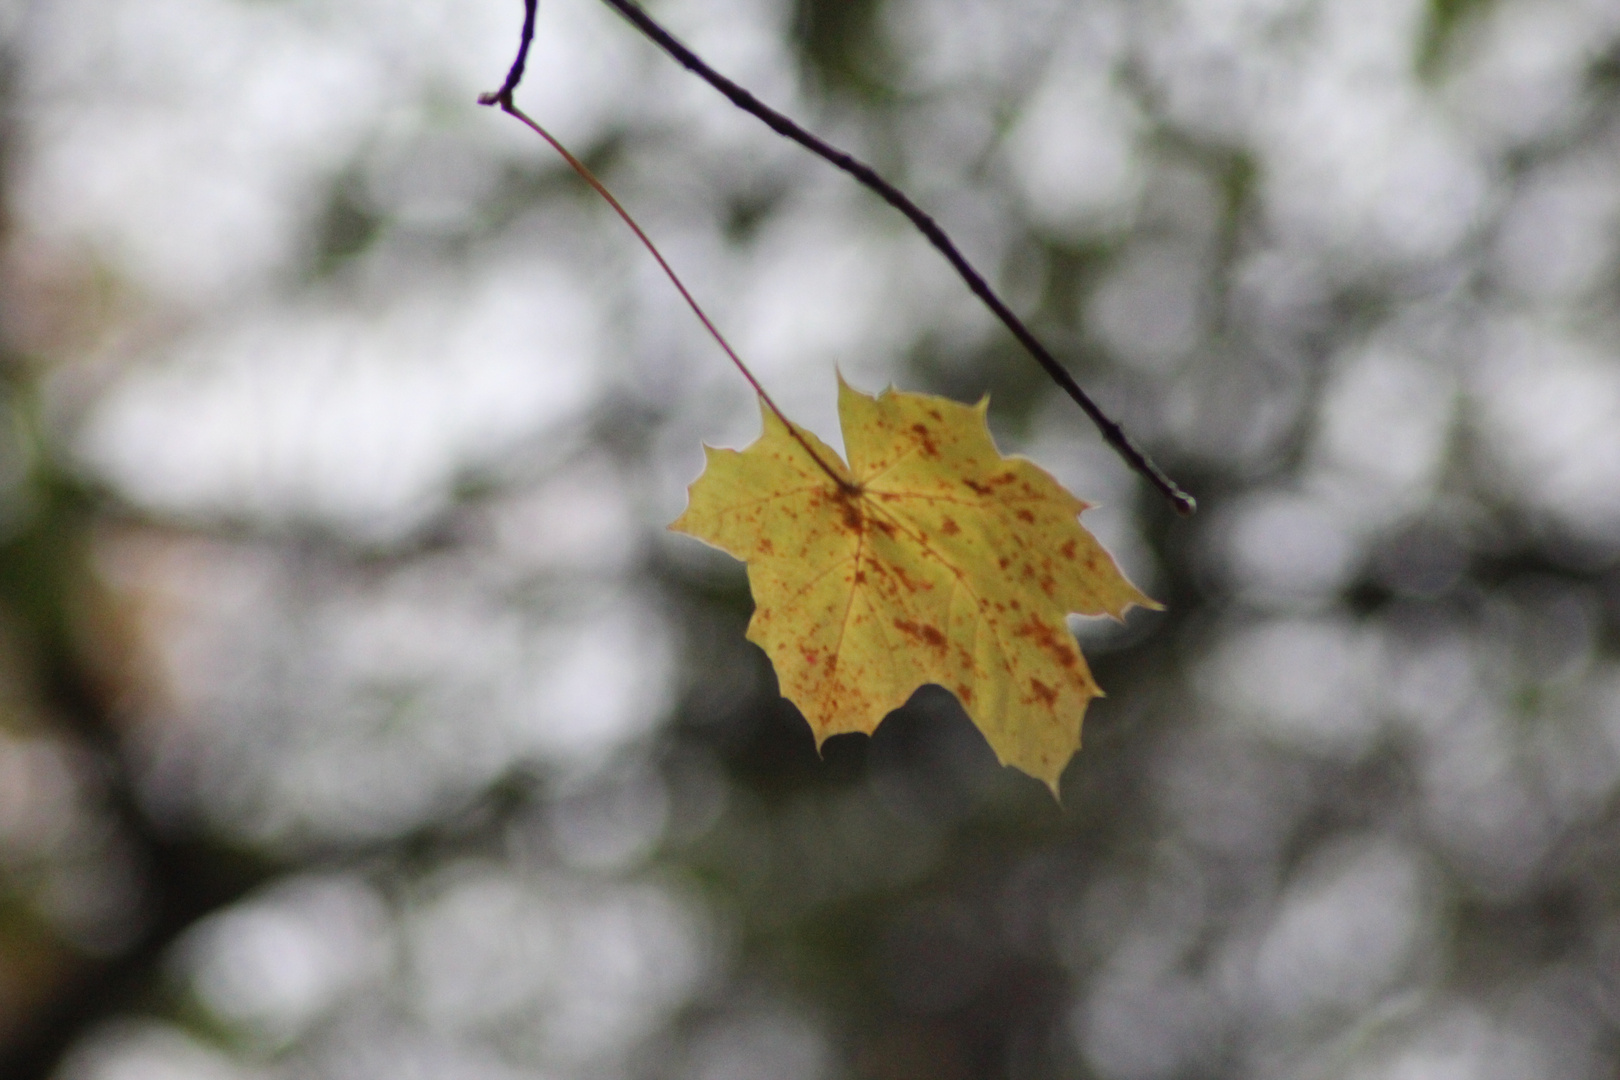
[{"x1": 491, "y1": 101, "x2": 857, "y2": 495}]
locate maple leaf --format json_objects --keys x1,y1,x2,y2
[{"x1": 671, "y1": 378, "x2": 1159, "y2": 793}]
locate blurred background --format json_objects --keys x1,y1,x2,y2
[{"x1": 0, "y1": 0, "x2": 1618, "y2": 1076}]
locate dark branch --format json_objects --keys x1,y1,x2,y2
[
  {"x1": 477, "y1": 0, "x2": 538, "y2": 108},
  {"x1": 591, "y1": 0, "x2": 1194, "y2": 516},
  {"x1": 475, "y1": 0, "x2": 1193, "y2": 514}
]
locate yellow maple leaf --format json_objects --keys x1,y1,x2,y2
[{"x1": 671, "y1": 378, "x2": 1159, "y2": 793}]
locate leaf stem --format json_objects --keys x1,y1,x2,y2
[{"x1": 492, "y1": 100, "x2": 857, "y2": 494}]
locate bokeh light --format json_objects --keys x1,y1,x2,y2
[{"x1": 0, "y1": 0, "x2": 1617, "y2": 1077}]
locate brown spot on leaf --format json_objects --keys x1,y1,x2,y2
[
  {"x1": 942, "y1": 517, "x2": 960, "y2": 536},
  {"x1": 1016, "y1": 509, "x2": 1036, "y2": 523},
  {"x1": 1029, "y1": 679, "x2": 1058, "y2": 706},
  {"x1": 893, "y1": 618, "x2": 946, "y2": 649},
  {"x1": 891, "y1": 564, "x2": 929, "y2": 594},
  {"x1": 911, "y1": 423, "x2": 940, "y2": 457},
  {"x1": 1012, "y1": 614, "x2": 1077, "y2": 668}
]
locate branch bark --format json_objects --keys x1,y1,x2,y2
[{"x1": 482, "y1": 0, "x2": 1196, "y2": 516}]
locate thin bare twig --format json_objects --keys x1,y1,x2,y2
[
  {"x1": 594, "y1": 0, "x2": 1194, "y2": 516},
  {"x1": 480, "y1": 0, "x2": 1195, "y2": 515},
  {"x1": 476, "y1": 0, "x2": 537, "y2": 108}
]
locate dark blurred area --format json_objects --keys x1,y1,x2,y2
[{"x1": 1, "y1": 0, "x2": 1620, "y2": 1077}]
